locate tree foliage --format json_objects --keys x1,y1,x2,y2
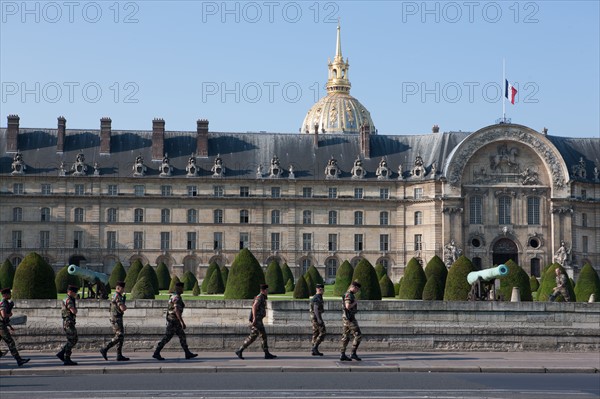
[
  {"x1": 202, "y1": 262, "x2": 220, "y2": 293},
  {"x1": 537, "y1": 263, "x2": 575, "y2": 302},
  {"x1": 293, "y1": 275, "x2": 310, "y2": 299},
  {"x1": 137, "y1": 264, "x2": 160, "y2": 295},
  {"x1": 425, "y1": 255, "x2": 448, "y2": 288},
  {"x1": 265, "y1": 260, "x2": 286, "y2": 294},
  {"x1": 192, "y1": 281, "x2": 200, "y2": 296},
  {"x1": 206, "y1": 266, "x2": 225, "y2": 294},
  {"x1": 108, "y1": 262, "x2": 127, "y2": 289},
  {"x1": 220, "y1": 265, "x2": 229, "y2": 287},
  {"x1": 422, "y1": 276, "x2": 444, "y2": 300},
  {"x1": 281, "y1": 263, "x2": 294, "y2": 288},
  {"x1": 379, "y1": 274, "x2": 395, "y2": 297},
  {"x1": 285, "y1": 278, "x2": 294, "y2": 292},
  {"x1": 156, "y1": 262, "x2": 171, "y2": 291},
  {"x1": 131, "y1": 276, "x2": 155, "y2": 299},
  {"x1": 12, "y1": 252, "x2": 57, "y2": 299},
  {"x1": 574, "y1": 263, "x2": 600, "y2": 302},
  {"x1": 168, "y1": 275, "x2": 181, "y2": 292},
  {"x1": 334, "y1": 260, "x2": 354, "y2": 296},
  {"x1": 443, "y1": 255, "x2": 476, "y2": 301},
  {"x1": 55, "y1": 265, "x2": 81, "y2": 294},
  {"x1": 223, "y1": 248, "x2": 265, "y2": 299},
  {"x1": 499, "y1": 259, "x2": 533, "y2": 301},
  {"x1": 124, "y1": 260, "x2": 144, "y2": 293},
  {"x1": 307, "y1": 265, "x2": 324, "y2": 286},
  {"x1": 352, "y1": 258, "x2": 382, "y2": 300},
  {"x1": 0, "y1": 259, "x2": 16, "y2": 289},
  {"x1": 181, "y1": 270, "x2": 198, "y2": 291},
  {"x1": 304, "y1": 272, "x2": 316, "y2": 296},
  {"x1": 399, "y1": 258, "x2": 427, "y2": 300},
  {"x1": 529, "y1": 276, "x2": 540, "y2": 293}
]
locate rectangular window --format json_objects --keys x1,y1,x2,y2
[
  {"x1": 239, "y1": 232, "x2": 249, "y2": 250},
  {"x1": 161, "y1": 185, "x2": 172, "y2": 196},
  {"x1": 582, "y1": 213, "x2": 587, "y2": 227},
  {"x1": 40, "y1": 231, "x2": 50, "y2": 249},
  {"x1": 271, "y1": 210, "x2": 280, "y2": 224},
  {"x1": 107, "y1": 231, "x2": 117, "y2": 250},
  {"x1": 12, "y1": 231, "x2": 22, "y2": 248},
  {"x1": 499, "y1": 196, "x2": 512, "y2": 225},
  {"x1": 161, "y1": 209, "x2": 171, "y2": 224},
  {"x1": 380, "y1": 188, "x2": 389, "y2": 199},
  {"x1": 354, "y1": 234, "x2": 364, "y2": 251},
  {"x1": 214, "y1": 232, "x2": 223, "y2": 250},
  {"x1": 328, "y1": 234, "x2": 338, "y2": 251},
  {"x1": 302, "y1": 187, "x2": 312, "y2": 198},
  {"x1": 187, "y1": 185, "x2": 198, "y2": 197},
  {"x1": 380, "y1": 211, "x2": 389, "y2": 226},
  {"x1": 414, "y1": 188, "x2": 423, "y2": 199},
  {"x1": 354, "y1": 211, "x2": 363, "y2": 226},
  {"x1": 328, "y1": 187, "x2": 337, "y2": 199},
  {"x1": 582, "y1": 236, "x2": 588, "y2": 253},
  {"x1": 581, "y1": 189, "x2": 587, "y2": 200},
  {"x1": 271, "y1": 232, "x2": 280, "y2": 251},
  {"x1": 134, "y1": 185, "x2": 145, "y2": 196},
  {"x1": 414, "y1": 211, "x2": 423, "y2": 225},
  {"x1": 107, "y1": 208, "x2": 118, "y2": 223},
  {"x1": 328, "y1": 211, "x2": 338, "y2": 225},
  {"x1": 75, "y1": 184, "x2": 85, "y2": 196},
  {"x1": 354, "y1": 188, "x2": 363, "y2": 199},
  {"x1": 213, "y1": 186, "x2": 224, "y2": 197},
  {"x1": 271, "y1": 187, "x2": 281, "y2": 198},
  {"x1": 41, "y1": 184, "x2": 52, "y2": 195},
  {"x1": 108, "y1": 184, "x2": 118, "y2": 196},
  {"x1": 41, "y1": 207, "x2": 50, "y2": 222},
  {"x1": 302, "y1": 233, "x2": 312, "y2": 251},
  {"x1": 303, "y1": 210, "x2": 312, "y2": 224},
  {"x1": 240, "y1": 186, "x2": 249, "y2": 197},
  {"x1": 133, "y1": 232, "x2": 143, "y2": 250},
  {"x1": 414, "y1": 234, "x2": 423, "y2": 251},
  {"x1": 214, "y1": 209, "x2": 223, "y2": 224},
  {"x1": 13, "y1": 183, "x2": 24, "y2": 195},
  {"x1": 13, "y1": 207, "x2": 22, "y2": 222},
  {"x1": 380, "y1": 234, "x2": 389, "y2": 251},
  {"x1": 240, "y1": 210, "x2": 249, "y2": 224},
  {"x1": 527, "y1": 197, "x2": 540, "y2": 225},
  {"x1": 73, "y1": 231, "x2": 83, "y2": 249},
  {"x1": 134, "y1": 209, "x2": 144, "y2": 223},
  {"x1": 160, "y1": 232, "x2": 170, "y2": 250},
  {"x1": 74, "y1": 208, "x2": 84, "y2": 222},
  {"x1": 187, "y1": 232, "x2": 197, "y2": 250},
  {"x1": 187, "y1": 209, "x2": 198, "y2": 224},
  {"x1": 470, "y1": 196, "x2": 483, "y2": 224}
]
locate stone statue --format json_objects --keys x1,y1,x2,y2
[
  {"x1": 288, "y1": 164, "x2": 295, "y2": 179},
  {"x1": 93, "y1": 162, "x2": 100, "y2": 176},
  {"x1": 520, "y1": 167, "x2": 539, "y2": 185},
  {"x1": 11, "y1": 151, "x2": 25, "y2": 175},
  {"x1": 444, "y1": 240, "x2": 462, "y2": 267},
  {"x1": 376, "y1": 158, "x2": 390, "y2": 180},
  {"x1": 553, "y1": 241, "x2": 570, "y2": 267},
  {"x1": 351, "y1": 157, "x2": 364, "y2": 179},
  {"x1": 256, "y1": 164, "x2": 263, "y2": 179},
  {"x1": 211, "y1": 155, "x2": 224, "y2": 177}
]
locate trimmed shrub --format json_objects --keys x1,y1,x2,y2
[
  {"x1": 206, "y1": 266, "x2": 225, "y2": 294},
  {"x1": 192, "y1": 281, "x2": 200, "y2": 296},
  {"x1": 334, "y1": 260, "x2": 354, "y2": 296},
  {"x1": 530, "y1": 276, "x2": 540, "y2": 293},
  {"x1": 168, "y1": 275, "x2": 181, "y2": 292},
  {"x1": 181, "y1": 271, "x2": 197, "y2": 291},
  {"x1": 55, "y1": 265, "x2": 81, "y2": 294},
  {"x1": 375, "y1": 264, "x2": 388, "y2": 281},
  {"x1": 537, "y1": 263, "x2": 575, "y2": 302},
  {"x1": 293, "y1": 275, "x2": 310, "y2": 299},
  {"x1": 575, "y1": 263, "x2": 600, "y2": 302},
  {"x1": 202, "y1": 262, "x2": 220, "y2": 293},
  {"x1": 265, "y1": 260, "x2": 286, "y2": 294},
  {"x1": 399, "y1": 258, "x2": 427, "y2": 300},
  {"x1": 499, "y1": 260, "x2": 533, "y2": 301},
  {"x1": 108, "y1": 262, "x2": 127, "y2": 289},
  {"x1": 352, "y1": 258, "x2": 382, "y2": 300},
  {"x1": 124, "y1": 260, "x2": 143, "y2": 293},
  {"x1": 422, "y1": 277, "x2": 443, "y2": 300},
  {"x1": 137, "y1": 264, "x2": 160, "y2": 295},
  {"x1": 394, "y1": 282, "x2": 400, "y2": 296},
  {"x1": 285, "y1": 278, "x2": 294, "y2": 292},
  {"x1": 223, "y1": 248, "x2": 265, "y2": 299},
  {"x1": 425, "y1": 255, "x2": 448, "y2": 288},
  {"x1": 156, "y1": 262, "x2": 170, "y2": 290},
  {"x1": 307, "y1": 265, "x2": 324, "y2": 286},
  {"x1": 304, "y1": 272, "x2": 316, "y2": 296},
  {"x1": 12, "y1": 252, "x2": 57, "y2": 299},
  {"x1": 220, "y1": 265, "x2": 229, "y2": 286},
  {"x1": 131, "y1": 276, "x2": 155, "y2": 299},
  {"x1": 0, "y1": 259, "x2": 16, "y2": 289},
  {"x1": 444, "y1": 255, "x2": 476, "y2": 301},
  {"x1": 281, "y1": 263, "x2": 294, "y2": 288},
  {"x1": 379, "y1": 274, "x2": 395, "y2": 297}
]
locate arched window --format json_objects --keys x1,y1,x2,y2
[
  {"x1": 414, "y1": 211, "x2": 423, "y2": 225},
  {"x1": 354, "y1": 211, "x2": 363, "y2": 226},
  {"x1": 303, "y1": 210, "x2": 312, "y2": 225},
  {"x1": 13, "y1": 207, "x2": 22, "y2": 222},
  {"x1": 498, "y1": 196, "x2": 511, "y2": 225},
  {"x1": 240, "y1": 210, "x2": 249, "y2": 224},
  {"x1": 134, "y1": 208, "x2": 144, "y2": 223},
  {"x1": 74, "y1": 208, "x2": 84, "y2": 223},
  {"x1": 161, "y1": 209, "x2": 171, "y2": 224}
]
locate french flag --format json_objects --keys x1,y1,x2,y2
[{"x1": 505, "y1": 79, "x2": 517, "y2": 104}]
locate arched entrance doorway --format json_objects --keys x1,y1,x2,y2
[{"x1": 492, "y1": 238, "x2": 518, "y2": 265}]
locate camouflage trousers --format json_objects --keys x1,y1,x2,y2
[
  {"x1": 0, "y1": 323, "x2": 21, "y2": 360},
  {"x1": 311, "y1": 317, "x2": 326, "y2": 347},
  {"x1": 156, "y1": 318, "x2": 188, "y2": 352},
  {"x1": 241, "y1": 320, "x2": 268, "y2": 351},
  {"x1": 105, "y1": 317, "x2": 125, "y2": 354},
  {"x1": 340, "y1": 317, "x2": 362, "y2": 353},
  {"x1": 550, "y1": 287, "x2": 571, "y2": 302},
  {"x1": 62, "y1": 320, "x2": 78, "y2": 357}
]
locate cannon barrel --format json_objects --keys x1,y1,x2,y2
[
  {"x1": 67, "y1": 264, "x2": 109, "y2": 285},
  {"x1": 467, "y1": 264, "x2": 508, "y2": 284}
]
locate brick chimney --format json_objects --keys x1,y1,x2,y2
[
  {"x1": 432, "y1": 124, "x2": 440, "y2": 133},
  {"x1": 57, "y1": 116, "x2": 66, "y2": 153},
  {"x1": 196, "y1": 119, "x2": 209, "y2": 157},
  {"x1": 360, "y1": 123, "x2": 371, "y2": 159},
  {"x1": 152, "y1": 118, "x2": 165, "y2": 160},
  {"x1": 100, "y1": 117, "x2": 112, "y2": 154},
  {"x1": 6, "y1": 114, "x2": 19, "y2": 153}
]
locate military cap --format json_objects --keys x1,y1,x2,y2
[
  {"x1": 175, "y1": 282, "x2": 184, "y2": 288},
  {"x1": 116, "y1": 281, "x2": 126, "y2": 288},
  {"x1": 67, "y1": 285, "x2": 79, "y2": 292},
  {"x1": 0, "y1": 287, "x2": 11, "y2": 295},
  {"x1": 315, "y1": 284, "x2": 324, "y2": 289},
  {"x1": 351, "y1": 281, "x2": 362, "y2": 288},
  {"x1": 260, "y1": 284, "x2": 269, "y2": 290}
]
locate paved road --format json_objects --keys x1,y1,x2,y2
[{"x1": 2, "y1": 372, "x2": 599, "y2": 398}]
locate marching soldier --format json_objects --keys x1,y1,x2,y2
[
  {"x1": 100, "y1": 281, "x2": 129, "y2": 361},
  {"x1": 549, "y1": 267, "x2": 571, "y2": 302},
  {"x1": 310, "y1": 284, "x2": 326, "y2": 356},
  {"x1": 152, "y1": 282, "x2": 197, "y2": 360},
  {"x1": 0, "y1": 288, "x2": 30, "y2": 366},
  {"x1": 340, "y1": 281, "x2": 362, "y2": 361},
  {"x1": 57, "y1": 285, "x2": 79, "y2": 365},
  {"x1": 235, "y1": 284, "x2": 277, "y2": 360}
]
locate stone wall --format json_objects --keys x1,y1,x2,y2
[{"x1": 10, "y1": 300, "x2": 600, "y2": 352}]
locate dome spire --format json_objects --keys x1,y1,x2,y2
[
  {"x1": 326, "y1": 23, "x2": 351, "y2": 94},
  {"x1": 335, "y1": 20, "x2": 342, "y2": 60}
]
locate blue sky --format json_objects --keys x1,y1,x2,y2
[{"x1": 1, "y1": 1, "x2": 598, "y2": 137}]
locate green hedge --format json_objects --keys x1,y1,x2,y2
[
  {"x1": 394, "y1": 282, "x2": 400, "y2": 296},
  {"x1": 399, "y1": 257, "x2": 427, "y2": 300},
  {"x1": 168, "y1": 275, "x2": 181, "y2": 292},
  {"x1": 379, "y1": 274, "x2": 395, "y2": 297},
  {"x1": 55, "y1": 265, "x2": 81, "y2": 294},
  {"x1": 307, "y1": 265, "x2": 324, "y2": 286},
  {"x1": 537, "y1": 263, "x2": 575, "y2": 302},
  {"x1": 334, "y1": 260, "x2": 354, "y2": 296},
  {"x1": 108, "y1": 262, "x2": 127, "y2": 289},
  {"x1": 181, "y1": 271, "x2": 198, "y2": 291},
  {"x1": 0, "y1": 259, "x2": 16, "y2": 289},
  {"x1": 131, "y1": 276, "x2": 155, "y2": 299},
  {"x1": 137, "y1": 264, "x2": 160, "y2": 295},
  {"x1": 281, "y1": 263, "x2": 294, "y2": 288},
  {"x1": 156, "y1": 262, "x2": 170, "y2": 290},
  {"x1": 422, "y1": 277, "x2": 443, "y2": 300},
  {"x1": 192, "y1": 281, "x2": 200, "y2": 296},
  {"x1": 285, "y1": 278, "x2": 294, "y2": 292},
  {"x1": 304, "y1": 272, "x2": 316, "y2": 296},
  {"x1": 374, "y1": 264, "x2": 388, "y2": 281},
  {"x1": 124, "y1": 260, "x2": 143, "y2": 293},
  {"x1": 574, "y1": 263, "x2": 600, "y2": 302},
  {"x1": 293, "y1": 275, "x2": 309, "y2": 299},
  {"x1": 265, "y1": 260, "x2": 286, "y2": 294},
  {"x1": 443, "y1": 255, "x2": 476, "y2": 301},
  {"x1": 12, "y1": 252, "x2": 57, "y2": 299},
  {"x1": 499, "y1": 260, "x2": 533, "y2": 301},
  {"x1": 220, "y1": 265, "x2": 229, "y2": 286},
  {"x1": 206, "y1": 266, "x2": 225, "y2": 294},
  {"x1": 223, "y1": 248, "x2": 265, "y2": 299},
  {"x1": 529, "y1": 276, "x2": 540, "y2": 294},
  {"x1": 202, "y1": 262, "x2": 220, "y2": 293},
  {"x1": 352, "y1": 258, "x2": 382, "y2": 300},
  {"x1": 425, "y1": 255, "x2": 448, "y2": 289}
]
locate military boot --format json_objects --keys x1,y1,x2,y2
[
  {"x1": 116, "y1": 352, "x2": 130, "y2": 361},
  {"x1": 264, "y1": 350, "x2": 277, "y2": 359},
  {"x1": 340, "y1": 352, "x2": 351, "y2": 361},
  {"x1": 55, "y1": 349, "x2": 65, "y2": 362},
  {"x1": 184, "y1": 348, "x2": 198, "y2": 359},
  {"x1": 63, "y1": 357, "x2": 78, "y2": 366},
  {"x1": 152, "y1": 350, "x2": 165, "y2": 361},
  {"x1": 350, "y1": 352, "x2": 362, "y2": 361},
  {"x1": 17, "y1": 357, "x2": 30, "y2": 367},
  {"x1": 99, "y1": 347, "x2": 108, "y2": 361},
  {"x1": 235, "y1": 347, "x2": 244, "y2": 360},
  {"x1": 311, "y1": 346, "x2": 324, "y2": 356}
]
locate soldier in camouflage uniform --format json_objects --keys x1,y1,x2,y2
[
  {"x1": 152, "y1": 282, "x2": 197, "y2": 360},
  {"x1": 0, "y1": 288, "x2": 30, "y2": 367},
  {"x1": 310, "y1": 284, "x2": 326, "y2": 356},
  {"x1": 56, "y1": 285, "x2": 79, "y2": 365},
  {"x1": 235, "y1": 284, "x2": 277, "y2": 360},
  {"x1": 549, "y1": 268, "x2": 571, "y2": 302},
  {"x1": 100, "y1": 281, "x2": 129, "y2": 361},
  {"x1": 340, "y1": 281, "x2": 362, "y2": 361}
]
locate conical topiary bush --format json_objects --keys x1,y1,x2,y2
[
  {"x1": 108, "y1": 262, "x2": 127, "y2": 289},
  {"x1": 220, "y1": 265, "x2": 229, "y2": 286},
  {"x1": 124, "y1": 260, "x2": 144, "y2": 293},
  {"x1": 530, "y1": 276, "x2": 540, "y2": 294},
  {"x1": 574, "y1": 263, "x2": 600, "y2": 302},
  {"x1": 0, "y1": 259, "x2": 16, "y2": 289},
  {"x1": 265, "y1": 260, "x2": 286, "y2": 294},
  {"x1": 202, "y1": 262, "x2": 220, "y2": 293},
  {"x1": 537, "y1": 263, "x2": 575, "y2": 302},
  {"x1": 399, "y1": 257, "x2": 427, "y2": 300},
  {"x1": 156, "y1": 262, "x2": 171, "y2": 290},
  {"x1": 307, "y1": 265, "x2": 324, "y2": 286},
  {"x1": 352, "y1": 258, "x2": 382, "y2": 300},
  {"x1": 192, "y1": 281, "x2": 200, "y2": 296},
  {"x1": 137, "y1": 264, "x2": 160, "y2": 295},
  {"x1": 281, "y1": 263, "x2": 294, "y2": 288},
  {"x1": 55, "y1": 265, "x2": 81, "y2": 294},
  {"x1": 425, "y1": 255, "x2": 448, "y2": 289},
  {"x1": 334, "y1": 260, "x2": 354, "y2": 296},
  {"x1": 499, "y1": 260, "x2": 533, "y2": 301},
  {"x1": 168, "y1": 275, "x2": 181, "y2": 292},
  {"x1": 181, "y1": 270, "x2": 197, "y2": 291},
  {"x1": 223, "y1": 248, "x2": 265, "y2": 299},
  {"x1": 285, "y1": 278, "x2": 294, "y2": 292},
  {"x1": 131, "y1": 276, "x2": 155, "y2": 299},
  {"x1": 304, "y1": 272, "x2": 316, "y2": 296},
  {"x1": 379, "y1": 274, "x2": 395, "y2": 297},
  {"x1": 293, "y1": 275, "x2": 310, "y2": 299},
  {"x1": 444, "y1": 255, "x2": 476, "y2": 301},
  {"x1": 12, "y1": 252, "x2": 57, "y2": 299},
  {"x1": 422, "y1": 276, "x2": 443, "y2": 300},
  {"x1": 375, "y1": 264, "x2": 388, "y2": 281},
  {"x1": 206, "y1": 266, "x2": 225, "y2": 294}
]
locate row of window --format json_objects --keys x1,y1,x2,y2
[{"x1": 470, "y1": 196, "x2": 547, "y2": 225}]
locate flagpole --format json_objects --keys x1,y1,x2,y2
[{"x1": 502, "y1": 58, "x2": 506, "y2": 122}]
